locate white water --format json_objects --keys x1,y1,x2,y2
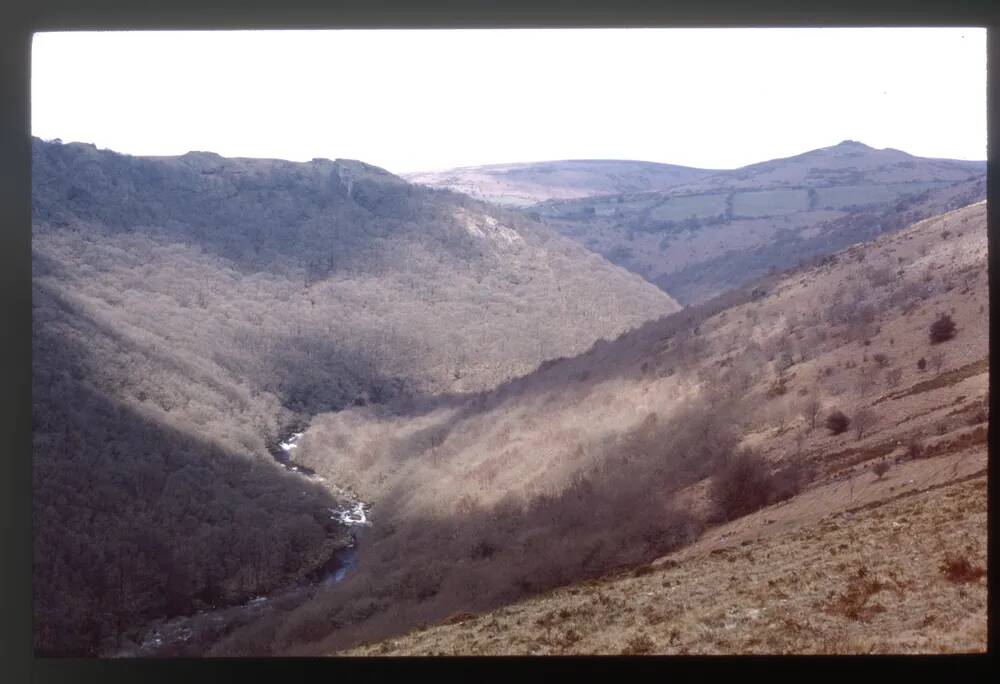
[
  {"x1": 117, "y1": 426, "x2": 371, "y2": 657},
  {"x1": 328, "y1": 500, "x2": 371, "y2": 526},
  {"x1": 278, "y1": 432, "x2": 304, "y2": 452}
]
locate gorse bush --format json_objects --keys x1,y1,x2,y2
[
  {"x1": 929, "y1": 314, "x2": 957, "y2": 344},
  {"x1": 940, "y1": 553, "x2": 986, "y2": 584},
  {"x1": 621, "y1": 633, "x2": 655, "y2": 655},
  {"x1": 826, "y1": 410, "x2": 851, "y2": 435}
]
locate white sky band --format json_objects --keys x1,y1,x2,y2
[{"x1": 31, "y1": 28, "x2": 986, "y2": 173}]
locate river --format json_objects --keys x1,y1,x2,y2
[{"x1": 112, "y1": 427, "x2": 370, "y2": 657}]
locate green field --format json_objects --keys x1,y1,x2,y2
[
  {"x1": 813, "y1": 181, "x2": 953, "y2": 210},
  {"x1": 813, "y1": 184, "x2": 897, "y2": 209},
  {"x1": 731, "y1": 188, "x2": 810, "y2": 217},
  {"x1": 884, "y1": 181, "x2": 953, "y2": 196},
  {"x1": 648, "y1": 193, "x2": 728, "y2": 221}
]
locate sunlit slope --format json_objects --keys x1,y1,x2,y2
[{"x1": 276, "y1": 201, "x2": 987, "y2": 656}]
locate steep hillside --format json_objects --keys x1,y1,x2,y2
[
  {"x1": 404, "y1": 160, "x2": 714, "y2": 207},
  {"x1": 532, "y1": 141, "x2": 986, "y2": 304},
  {"x1": 31, "y1": 139, "x2": 679, "y2": 655},
  {"x1": 202, "y1": 202, "x2": 986, "y2": 656},
  {"x1": 33, "y1": 138, "x2": 680, "y2": 405}
]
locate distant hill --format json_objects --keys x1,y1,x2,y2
[
  {"x1": 404, "y1": 159, "x2": 715, "y2": 207},
  {"x1": 31, "y1": 138, "x2": 680, "y2": 655},
  {"x1": 527, "y1": 141, "x2": 986, "y2": 304}
]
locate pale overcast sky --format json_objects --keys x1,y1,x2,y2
[{"x1": 31, "y1": 28, "x2": 986, "y2": 174}]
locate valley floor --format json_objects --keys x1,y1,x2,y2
[{"x1": 341, "y1": 446, "x2": 987, "y2": 655}]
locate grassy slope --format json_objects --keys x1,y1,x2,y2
[
  {"x1": 330, "y1": 201, "x2": 988, "y2": 655},
  {"x1": 346, "y1": 474, "x2": 986, "y2": 655}
]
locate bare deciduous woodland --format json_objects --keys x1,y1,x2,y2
[{"x1": 31, "y1": 136, "x2": 987, "y2": 656}]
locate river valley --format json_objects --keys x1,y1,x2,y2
[{"x1": 111, "y1": 427, "x2": 371, "y2": 657}]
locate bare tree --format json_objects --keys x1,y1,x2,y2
[
  {"x1": 885, "y1": 367, "x2": 903, "y2": 389},
  {"x1": 794, "y1": 429, "x2": 808, "y2": 456},
  {"x1": 771, "y1": 399, "x2": 791, "y2": 433},
  {"x1": 803, "y1": 394, "x2": 823, "y2": 431},
  {"x1": 856, "y1": 367, "x2": 881, "y2": 398},
  {"x1": 854, "y1": 408, "x2": 876, "y2": 441},
  {"x1": 929, "y1": 351, "x2": 947, "y2": 374}
]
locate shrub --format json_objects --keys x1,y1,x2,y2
[
  {"x1": 940, "y1": 553, "x2": 986, "y2": 583},
  {"x1": 917, "y1": 357, "x2": 927, "y2": 371},
  {"x1": 765, "y1": 378, "x2": 789, "y2": 399},
  {"x1": 769, "y1": 461, "x2": 808, "y2": 503},
  {"x1": 929, "y1": 314, "x2": 957, "y2": 344},
  {"x1": 825, "y1": 566, "x2": 886, "y2": 622},
  {"x1": 709, "y1": 449, "x2": 788, "y2": 522},
  {"x1": 826, "y1": 410, "x2": 851, "y2": 435},
  {"x1": 967, "y1": 404, "x2": 988, "y2": 426},
  {"x1": 904, "y1": 437, "x2": 924, "y2": 461},
  {"x1": 871, "y1": 461, "x2": 890, "y2": 480},
  {"x1": 621, "y1": 633, "x2": 655, "y2": 655},
  {"x1": 872, "y1": 353, "x2": 890, "y2": 368}
]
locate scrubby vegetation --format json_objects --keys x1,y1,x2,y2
[{"x1": 708, "y1": 449, "x2": 802, "y2": 522}]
